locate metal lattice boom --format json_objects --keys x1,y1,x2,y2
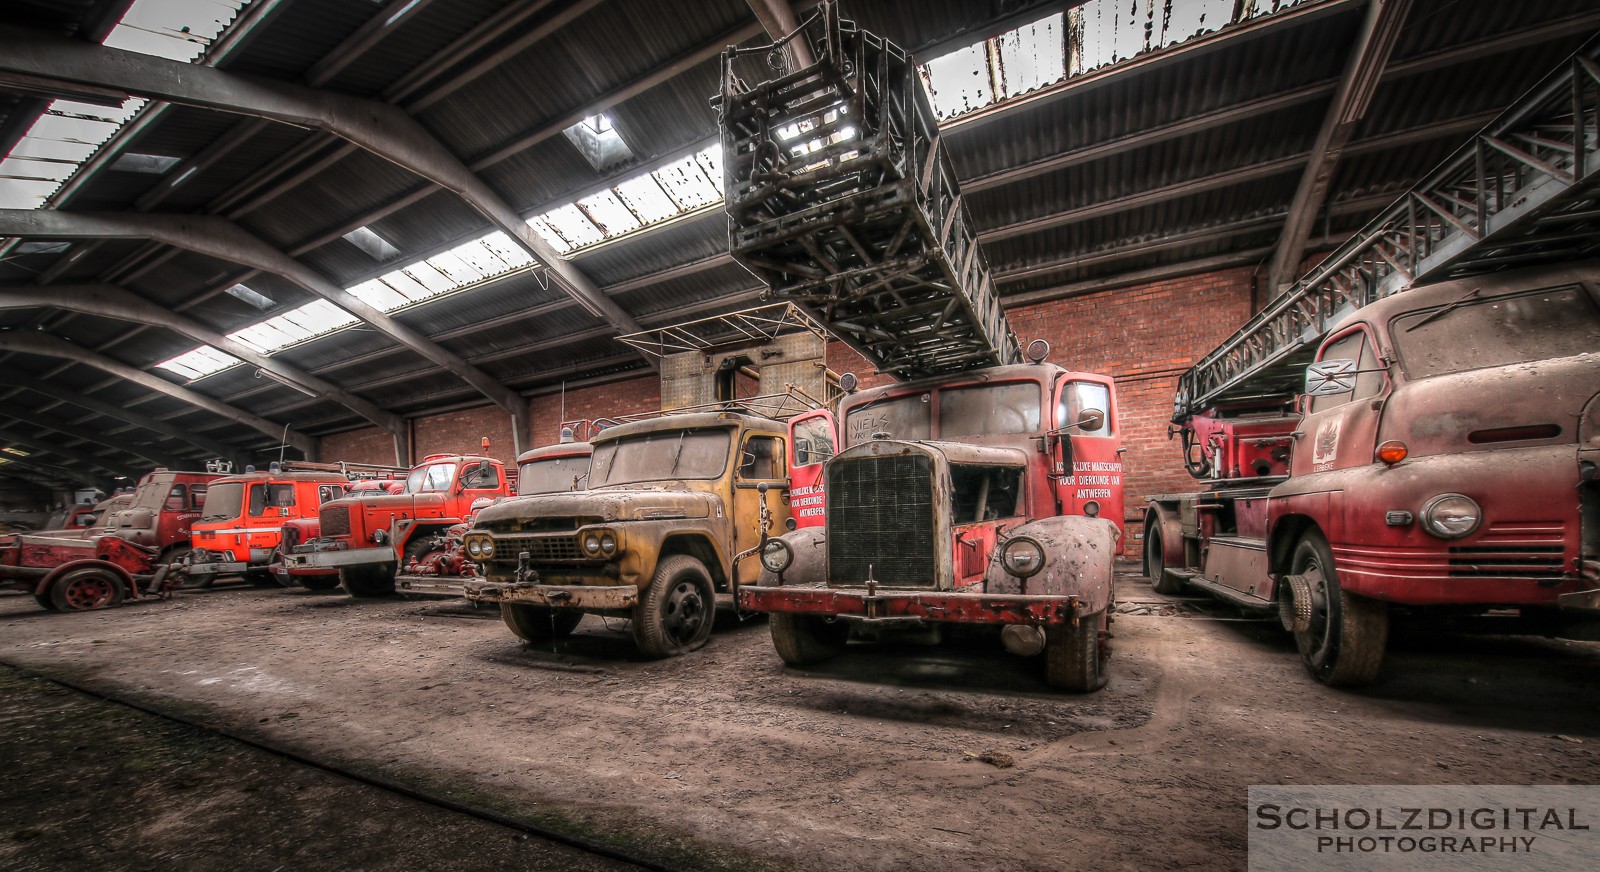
[
  {"x1": 1176, "y1": 39, "x2": 1600, "y2": 422},
  {"x1": 717, "y1": 2, "x2": 1021, "y2": 380}
]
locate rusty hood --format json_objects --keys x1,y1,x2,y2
[
  {"x1": 1381, "y1": 352, "x2": 1600, "y2": 457},
  {"x1": 474, "y1": 486, "x2": 716, "y2": 525}
]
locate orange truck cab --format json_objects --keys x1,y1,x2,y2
[{"x1": 182, "y1": 466, "x2": 351, "y2": 584}]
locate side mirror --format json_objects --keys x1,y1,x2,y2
[
  {"x1": 1076, "y1": 408, "x2": 1106, "y2": 433},
  {"x1": 1305, "y1": 359, "x2": 1357, "y2": 396}
]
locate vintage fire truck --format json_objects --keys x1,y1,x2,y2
[
  {"x1": 282, "y1": 445, "x2": 514, "y2": 597},
  {"x1": 0, "y1": 531, "x2": 172, "y2": 611},
  {"x1": 717, "y1": 4, "x2": 1123, "y2": 691},
  {"x1": 178, "y1": 461, "x2": 400, "y2": 586},
  {"x1": 1146, "y1": 47, "x2": 1600, "y2": 686},
  {"x1": 92, "y1": 467, "x2": 222, "y2": 564},
  {"x1": 462, "y1": 305, "x2": 834, "y2": 656}
]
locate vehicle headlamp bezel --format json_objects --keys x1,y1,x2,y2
[
  {"x1": 1000, "y1": 537, "x2": 1046, "y2": 578},
  {"x1": 1420, "y1": 493, "x2": 1481, "y2": 539},
  {"x1": 760, "y1": 538, "x2": 793, "y2": 574}
]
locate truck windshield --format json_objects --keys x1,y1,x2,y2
[
  {"x1": 844, "y1": 381, "x2": 1043, "y2": 445},
  {"x1": 590, "y1": 429, "x2": 731, "y2": 485},
  {"x1": 405, "y1": 462, "x2": 457, "y2": 493},
  {"x1": 518, "y1": 456, "x2": 590, "y2": 495},
  {"x1": 199, "y1": 482, "x2": 244, "y2": 522},
  {"x1": 845, "y1": 394, "x2": 931, "y2": 444},
  {"x1": 1393, "y1": 285, "x2": 1600, "y2": 378}
]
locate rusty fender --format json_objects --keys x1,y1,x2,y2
[
  {"x1": 757, "y1": 525, "x2": 826, "y2": 586},
  {"x1": 36, "y1": 558, "x2": 139, "y2": 597},
  {"x1": 986, "y1": 515, "x2": 1119, "y2": 614},
  {"x1": 738, "y1": 584, "x2": 1083, "y2": 625}
]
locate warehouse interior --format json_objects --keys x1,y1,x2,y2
[{"x1": 1, "y1": 1, "x2": 1598, "y2": 870}]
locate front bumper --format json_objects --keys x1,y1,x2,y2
[
  {"x1": 285, "y1": 544, "x2": 392, "y2": 569},
  {"x1": 462, "y1": 578, "x2": 638, "y2": 610},
  {"x1": 395, "y1": 574, "x2": 473, "y2": 597},
  {"x1": 738, "y1": 583, "x2": 1084, "y2": 625}
]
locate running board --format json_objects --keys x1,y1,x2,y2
[{"x1": 1170, "y1": 569, "x2": 1275, "y2": 611}]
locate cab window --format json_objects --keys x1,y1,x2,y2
[
  {"x1": 792, "y1": 417, "x2": 835, "y2": 466},
  {"x1": 951, "y1": 465, "x2": 1023, "y2": 523},
  {"x1": 1310, "y1": 329, "x2": 1383, "y2": 412},
  {"x1": 163, "y1": 485, "x2": 186, "y2": 512},
  {"x1": 1057, "y1": 381, "x2": 1113, "y2": 436},
  {"x1": 188, "y1": 484, "x2": 207, "y2": 511},
  {"x1": 739, "y1": 436, "x2": 783, "y2": 480},
  {"x1": 461, "y1": 463, "x2": 501, "y2": 491},
  {"x1": 317, "y1": 485, "x2": 344, "y2": 503},
  {"x1": 248, "y1": 484, "x2": 296, "y2": 515}
]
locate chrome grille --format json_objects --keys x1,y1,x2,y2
[
  {"x1": 492, "y1": 534, "x2": 583, "y2": 562},
  {"x1": 1448, "y1": 545, "x2": 1565, "y2": 578},
  {"x1": 320, "y1": 505, "x2": 350, "y2": 538},
  {"x1": 827, "y1": 453, "x2": 936, "y2": 587}
]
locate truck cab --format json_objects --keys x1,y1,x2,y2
[
  {"x1": 741, "y1": 360, "x2": 1124, "y2": 691},
  {"x1": 284, "y1": 452, "x2": 513, "y2": 597},
  {"x1": 95, "y1": 469, "x2": 220, "y2": 563},
  {"x1": 184, "y1": 468, "x2": 349, "y2": 584},
  {"x1": 462, "y1": 413, "x2": 789, "y2": 658}
]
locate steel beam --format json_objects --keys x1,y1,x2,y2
[
  {"x1": 744, "y1": 0, "x2": 814, "y2": 68},
  {"x1": 0, "y1": 425, "x2": 132, "y2": 480},
  {"x1": 0, "y1": 208, "x2": 523, "y2": 451},
  {"x1": 0, "y1": 25, "x2": 645, "y2": 361},
  {"x1": 0, "y1": 283, "x2": 409, "y2": 461},
  {"x1": 0, "y1": 454, "x2": 105, "y2": 490},
  {"x1": 0, "y1": 377, "x2": 240, "y2": 463},
  {"x1": 0, "y1": 333, "x2": 317, "y2": 459},
  {"x1": 1266, "y1": 0, "x2": 1412, "y2": 294},
  {"x1": 0, "y1": 407, "x2": 180, "y2": 470}
]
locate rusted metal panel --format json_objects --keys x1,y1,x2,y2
[
  {"x1": 738, "y1": 583, "x2": 1082, "y2": 625},
  {"x1": 461, "y1": 579, "x2": 638, "y2": 610}
]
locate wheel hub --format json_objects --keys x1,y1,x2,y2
[{"x1": 663, "y1": 580, "x2": 706, "y2": 641}]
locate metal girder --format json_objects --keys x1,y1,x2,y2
[
  {"x1": 0, "y1": 282, "x2": 409, "y2": 463},
  {"x1": 0, "y1": 406, "x2": 180, "y2": 470},
  {"x1": 0, "y1": 454, "x2": 105, "y2": 490},
  {"x1": 1266, "y1": 0, "x2": 1413, "y2": 294},
  {"x1": 744, "y1": 0, "x2": 815, "y2": 68},
  {"x1": 0, "y1": 208, "x2": 523, "y2": 452},
  {"x1": 0, "y1": 25, "x2": 645, "y2": 363},
  {"x1": 0, "y1": 332, "x2": 317, "y2": 459},
  {"x1": 0, "y1": 425, "x2": 131, "y2": 480},
  {"x1": 0, "y1": 376, "x2": 241, "y2": 463}
]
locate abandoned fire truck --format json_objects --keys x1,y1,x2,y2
[
  {"x1": 0, "y1": 530, "x2": 171, "y2": 611},
  {"x1": 391, "y1": 439, "x2": 594, "y2": 597},
  {"x1": 178, "y1": 460, "x2": 402, "y2": 586},
  {"x1": 1145, "y1": 48, "x2": 1600, "y2": 686},
  {"x1": 462, "y1": 304, "x2": 833, "y2": 657},
  {"x1": 92, "y1": 466, "x2": 222, "y2": 566},
  {"x1": 717, "y1": 4, "x2": 1123, "y2": 691},
  {"x1": 282, "y1": 445, "x2": 514, "y2": 597}
]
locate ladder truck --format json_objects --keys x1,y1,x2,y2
[
  {"x1": 721, "y1": 2, "x2": 1125, "y2": 691},
  {"x1": 1145, "y1": 42, "x2": 1600, "y2": 686}
]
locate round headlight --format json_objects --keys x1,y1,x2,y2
[
  {"x1": 479, "y1": 539, "x2": 493, "y2": 558},
  {"x1": 1000, "y1": 537, "x2": 1045, "y2": 578},
  {"x1": 599, "y1": 533, "x2": 617, "y2": 556},
  {"x1": 761, "y1": 538, "x2": 793, "y2": 574},
  {"x1": 583, "y1": 533, "x2": 602, "y2": 555},
  {"x1": 1421, "y1": 493, "x2": 1481, "y2": 539},
  {"x1": 467, "y1": 539, "x2": 482, "y2": 557}
]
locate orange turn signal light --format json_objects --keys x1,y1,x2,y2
[{"x1": 1376, "y1": 440, "x2": 1408, "y2": 465}]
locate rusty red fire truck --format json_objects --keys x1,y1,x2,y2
[
  {"x1": 0, "y1": 531, "x2": 171, "y2": 611},
  {"x1": 718, "y1": 4, "x2": 1123, "y2": 691},
  {"x1": 1145, "y1": 47, "x2": 1600, "y2": 686}
]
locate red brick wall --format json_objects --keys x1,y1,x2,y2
[
  {"x1": 413, "y1": 404, "x2": 517, "y2": 466},
  {"x1": 527, "y1": 374, "x2": 660, "y2": 446},
  {"x1": 320, "y1": 427, "x2": 398, "y2": 467}
]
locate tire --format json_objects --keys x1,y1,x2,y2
[
  {"x1": 501, "y1": 604, "x2": 584, "y2": 644},
  {"x1": 632, "y1": 555, "x2": 715, "y2": 658},
  {"x1": 1045, "y1": 609, "x2": 1109, "y2": 692},
  {"x1": 298, "y1": 573, "x2": 342, "y2": 591},
  {"x1": 161, "y1": 544, "x2": 209, "y2": 590},
  {"x1": 769, "y1": 613, "x2": 849, "y2": 667},
  {"x1": 403, "y1": 535, "x2": 440, "y2": 570},
  {"x1": 33, "y1": 593, "x2": 57, "y2": 612},
  {"x1": 1145, "y1": 526, "x2": 1184, "y2": 595},
  {"x1": 339, "y1": 563, "x2": 396, "y2": 598},
  {"x1": 49, "y1": 567, "x2": 126, "y2": 612},
  {"x1": 1290, "y1": 530, "x2": 1388, "y2": 687}
]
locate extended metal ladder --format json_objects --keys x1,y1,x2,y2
[
  {"x1": 1175, "y1": 39, "x2": 1600, "y2": 422},
  {"x1": 717, "y1": 2, "x2": 1021, "y2": 380}
]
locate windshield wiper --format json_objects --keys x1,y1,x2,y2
[
  {"x1": 1404, "y1": 287, "x2": 1481, "y2": 332},
  {"x1": 668, "y1": 429, "x2": 688, "y2": 476}
]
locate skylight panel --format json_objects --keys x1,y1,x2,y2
[
  {"x1": 614, "y1": 174, "x2": 680, "y2": 224},
  {"x1": 479, "y1": 232, "x2": 535, "y2": 268},
  {"x1": 105, "y1": 0, "x2": 245, "y2": 63},
  {"x1": 653, "y1": 154, "x2": 720, "y2": 210},
  {"x1": 112, "y1": 153, "x2": 183, "y2": 174},
  {"x1": 1, "y1": 447, "x2": 29, "y2": 457},
  {"x1": 1160, "y1": 0, "x2": 1233, "y2": 45},
  {"x1": 540, "y1": 204, "x2": 606, "y2": 249},
  {"x1": 156, "y1": 345, "x2": 241, "y2": 380},
  {"x1": 375, "y1": 268, "x2": 431, "y2": 301},
  {"x1": 997, "y1": 14, "x2": 1065, "y2": 98},
  {"x1": 423, "y1": 249, "x2": 484, "y2": 286},
  {"x1": 562, "y1": 112, "x2": 634, "y2": 171},
  {"x1": 528, "y1": 217, "x2": 576, "y2": 254},
  {"x1": 402, "y1": 261, "x2": 457, "y2": 297},
  {"x1": 695, "y1": 146, "x2": 723, "y2": 192},
  {"x1": 294, "y1": 300, "x2": 358, "y2": 332},
  {"x1": 343, "y1": 225, "x2": 402, "y2": 261},
  {"x1": 224, "y1": 283, "x2": 276, "y2": 310},
  {"x1": 577, "y1": 189, "x2": 642, "y2": 236},
  {"x1": 448, "y1": 237, "x2": 517, "y2": 280},
  {"x1": 228, "y1": 322, "x2": 289, "y2": 354},
  {"x1": 348, "y1": 278, "x2": 410, "y2": 310},
  {"x1": 921, "y1": 43, "x2": 994, "y2": 119}
]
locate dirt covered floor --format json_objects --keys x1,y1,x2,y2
[{"x1": 1, "y1": 568, "x2": 1597, "y2": 871}]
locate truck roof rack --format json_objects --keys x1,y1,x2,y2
[{"x1": 1175, "y1": 37, "x2": 1600, "y2": 423}]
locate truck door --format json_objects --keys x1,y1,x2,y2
[
  {"x1": 733, "y1": 433, "x2": 788, "y2": 585},
  {"x1": 787, "y1": 409, "x2": 835, "y2": 529},
  {"x1": 1053, "y1": 375, "x2": 1125, "y2": 537},
  {"x1": 1298, "y1": 326, "x2": 1386, "y2": 476},
  {"x1": 245, "y1": 482, "x2": 297, "y2": 556}
]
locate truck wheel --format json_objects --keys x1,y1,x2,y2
[
  {"x1": 1145, "y1": 527, "x2": 1184, "y2": 595},
  {"x1": 633, "y1": 555, "x2": 715, "y2": 658},
  {"x1": 49, "y1": 567, "x2": 127, "y2": 612},
  {"x1": 1045, "y1": 609, "x2": 1109, "y2": 692},
  {"x1": 161, "y1": 545, "x2": 208, "y2": 589},
  {"x1": 501, "y1": 604, "x2": 584, "y2": 643},
  {"x1": 298, "y1": 573, "x2": 342, "y2": 592},
  {"x1": 769, "y1": 613, "x2": 849, "y2": 667},
  {"x1": 339, "y1": 563, "x2": 396, "y2": 598},
  {"x1": 1291, "y1": 531, "x2": 1387, "y2": 687},
  {"x1": 33, "y1": 593, "x2": 57, "y2": 612}
]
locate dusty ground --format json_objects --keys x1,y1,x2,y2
[{"x1": 1, "y1": 568, "x2": 1597, "y2": 871}]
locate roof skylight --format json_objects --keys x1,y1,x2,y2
[
  {"x1": 225, "y1": 282, "x2": 277, "y2": 310},
  {"x1": 563, "y1": 113, "x2": 634, "y2": 171},
  {"x1": 342, "y1": 225, "x2": 402, "y2": 261},
  {"x1": 527, "y1": 145, "x2": 724, "y2": 255}
]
